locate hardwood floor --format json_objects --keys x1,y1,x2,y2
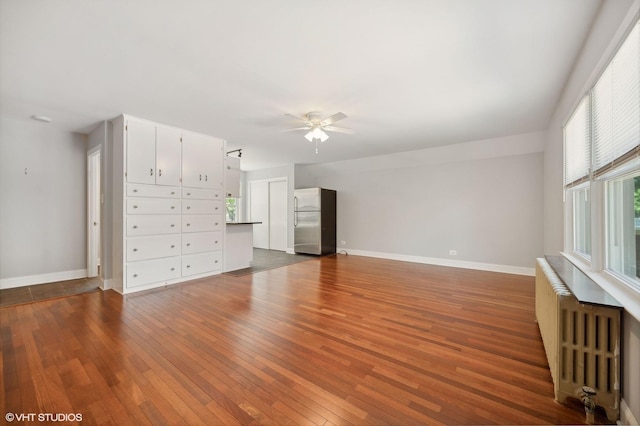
[{"x1": 1, "y1": 255, "x2": 607, "y2": 425}]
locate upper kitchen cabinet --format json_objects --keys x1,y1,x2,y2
[
  {"x1": 225, "y1": 156, "x2": 241, "y2": 198},
  {"x1": 126, "y1": 119, "x2": 181, "y2": 186},
  {"x1": 182, "y1": 131, "x2": 224, "y2": 189}
]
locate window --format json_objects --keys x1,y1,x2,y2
[
  {"x1": 226, "y1": 197, "x2": 237, "y2": 222},
  {"x1": 605, "y1": 171, "x2": 640, "y2": 289},
  {"x1": 563, "y1": 18, "x2": 639, "y2": 294},
  {"x1": 571, "y1": 185, "x2": 591, "y2": 257}
]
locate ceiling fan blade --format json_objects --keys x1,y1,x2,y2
[
  {"x1": 320, "y1": 112, "x2": 347, "y2": 126},
  {"x1": 323, "y1": 125, "x2": 355, "y2": 134},
  {"x1": 280, "y1": 126, "x2": 311, "y2": 132},
  {"x1": 285, "y1": 113, "x2": 312, "y2": 125}
]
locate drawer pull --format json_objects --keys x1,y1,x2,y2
[
  {"x1": 215, "y1": 241, "x2": 218, "y2": 244},
  {"x1": 215, "y1": 193, "x2": 219, "y2": 198},
  {"x1": 215, "y1": 206, "x2": 219, "y2": 210},
  {"x1": 187, "y1": 192, "x2": 191, "y2": 196},
  {"x1": 186, "y1": 223, "x2": 191, "y2": 227},
  {"x1": 171, "y1": 206, "x2": 175, "y2": 209},
  {"x1": 215, "y1": 222, "x2": 219, "y2": 226},
  {"x1": 158, "y1": 169, "x2": 162, "y2": 177},
  {"x1": 133, "y1": 189, "x2": 138, "y2": 193},
  {"x1": 133, "y1": 274, "x2": 138, "y2": 278},
  {"x1": 170, "y1": 267, "x2": 175, "y2": 271},
  {"x1": 150, "y1": 168, "x2": 153, "y2": 176},
  {"x1": 170, "y1": 224, "x2": 175, "y2": 227},
  {"x1": 186, "y1": 265, "x2": 191, "y2": 268},
  {"x1": 133, "y1": 248, "x2": 138, "y2": 252},
  {"x1": 186, "y1": 206, "x2": 191, "y2": 210},
  {"x1": 199, "y1": 174, "x2": 202, "y2": 181},
  {"x1": 214, "y1": 260, "x2": 218, "y2": 264},
  {"x1": 171, "y1": 191, "x2": 175, "y2": 195},
  {"x1": 170, "y1": 245, "x2": 175, "y2": 248},
  {"x1": 133, "y1": 225, "x2": 138, "y2": 229},
  {"x1": 186, "y1": 243, "x2": 191, "y2": 247},
  {"x1": 133, "y1": 205, "x2": 138, "y2": 209}
]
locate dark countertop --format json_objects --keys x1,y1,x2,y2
[
  {"x1": 226, "y1": 222, "x2": 262, "y2": 225},
  {"x1": 545, "y1": 255, "x2": 623, "y2": 309}
]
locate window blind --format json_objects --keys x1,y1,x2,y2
[
  {"x1": 564, "y1": 96, "x2": 591, "y2": 186},
  {"x1": 593, "y1": 20, "x2": 640, "y2": 176}
]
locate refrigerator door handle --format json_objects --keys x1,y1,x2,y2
[{"x1": 293, "y1": 196, "x2": 298, "y2": 227}]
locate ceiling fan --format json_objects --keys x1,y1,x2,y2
[{"x1": 283, "y1": 111, "x2": 354, "y2": 153}]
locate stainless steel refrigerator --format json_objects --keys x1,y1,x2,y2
[{"x1": 294, "y1": 188, "x2": 336, "y2": 255}]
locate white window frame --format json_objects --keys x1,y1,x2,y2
[{"x1": 563, "y1": 15, "x2": 640, "y2": 320}]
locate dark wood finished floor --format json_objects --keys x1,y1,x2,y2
[{"x1": 1, "y1": 255, "x2": 608, "y2": 425}]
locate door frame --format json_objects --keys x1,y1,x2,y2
[
  {"x1": 87, "y1": 146, "x2": 101, "y2": 278},
  {"x1": 247, "y1": 177, "x2": 288, "y2": 251}
]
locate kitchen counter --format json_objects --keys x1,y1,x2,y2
[{"x1": 224, "y1": 222, "x2": 261, "y2": 272}]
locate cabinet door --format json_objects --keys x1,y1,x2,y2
[
  {"x1": 225, "y1": 156, "x2": 241, "y2": 197},
  {"x1": 126, "y1": 120, "x2": 156, "y2": 184},
  {"x1": 155, "y1": 126, "x2": 182, "y2": 186},
  {"x1": 182, "y1": 133, "x2": 224, "y2": 189}
]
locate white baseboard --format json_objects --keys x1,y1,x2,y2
[
  {"x1": 286, "y1": 248, "x2": 295, "y2": 255},
  {"x1": 342, "y1": 249, "x2": 535, "y2": 276},
  {"x1": 619, "y1": 398, "x2": 639, "y2": 425},
  {"x1": 0, "y1": 269, "x2": 87, "y2": 290}
]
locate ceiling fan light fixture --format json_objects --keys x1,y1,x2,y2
[{"x1": 304, "y1": 131, "x2": 314, "y2": 142}]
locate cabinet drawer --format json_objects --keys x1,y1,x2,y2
[
  {"x1": 127, "y1": 184, "x2": 180, "y2": 198},
  {"x1": 127, "y1": 198, "x2": 180, "y2": 214},
  {"x1": 182, "y1": 188, "x2": 223, "y2": 200},
  {"x1": 181, "y1": 215, "x2": 223, "y2": 233},
  {"x1": 182, "y1": 231, "x2": 222, "y2": 255},
  {"x1": 127, "y1": 215, "x2": 181, "y2": 236},
  {"x1": 127, "y1": 257, "x2": 181, "y2": 288},
  {"x1": 126, "y1": 235, "x2": 181, "y2": 262},
  {"x1": 182, "y1": 251, "x2": 222, "y2": 277},
  {"x1": 182, "y1": 199, "x2": 223, "y2": 214}
]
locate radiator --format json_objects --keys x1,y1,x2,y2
[{"x1": 535, "y1": 258, "x2": 620, "y2": 421}]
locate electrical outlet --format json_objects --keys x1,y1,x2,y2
[
  {"x1": 449, "y1": 250, "x2": 457, "y2": 256},
  {"x1": 341, "y1": 240, "x2": 346, "y2": 246}
]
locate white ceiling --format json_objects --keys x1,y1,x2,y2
[{"x1": 0, "y1": 0, "x2": 603, "y2": 170}]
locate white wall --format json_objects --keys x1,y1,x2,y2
[
  {"x1": 302, "y1": 131, "x2": 544, "y2": 274},
  {"x1": 543, "y1": 1, "x2": 639, "y2": 422},
  {"x1": 0, "y1": 116, "x2": 87, "y2": 287}
]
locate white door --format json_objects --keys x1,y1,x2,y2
[
  {"x1": 155, "y1": 126, "x2": 182, "y2": 186},
  {"x1": 126, "y1": 120, "x2": 156, "y2": 184},
  {"x1": 269, "y1": 180, "x2": 287, "y2": 251},
  {"x1": 250, "y1": 180, "x2": 269, "y2": 249},
  {"x1": 87, "y1": 148, "x2": 101, "y2": 277}
]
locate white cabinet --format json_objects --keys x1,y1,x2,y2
[
  {"x1": 225, "y1": 156, "x2": 241, "y2": 198},
  {"x1": 112, "y1": 115, "x2": 226, "y2": 294},
  {"x1": 126, "y1": 120, "x2": 181, "y2": 186},
  {"x1": 182, "y1": 132, "x2": 224, "y2": 189}
]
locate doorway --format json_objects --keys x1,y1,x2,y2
[
  {"x1": 87, "y1": 147, "x2": 101, "y2": 278},
  {"x1": 248, "y1": 178, "x2": 288, "y2": 251}
]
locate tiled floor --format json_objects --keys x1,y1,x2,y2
[
  {"x1": 223, "y1": 248, "x2": 317, "y2": 276},
  {"x1": 0, "y1": 277, "x2": 101, "y2": 308}
]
